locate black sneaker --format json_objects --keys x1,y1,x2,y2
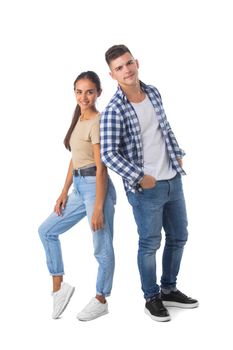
[
  {"x1": 145, "y1": 295, "x2": 171, "y2": 322},
  {"x1": 161, "y1": 290, "x2": 199, "y2": 309}
]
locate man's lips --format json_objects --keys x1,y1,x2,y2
[{"x1": 124, "y1": 74, "x2": 134, "y2": 79}]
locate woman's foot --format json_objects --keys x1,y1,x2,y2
[
  {"x1": 52, "y1": 282, "x2": 75, "y2": 319},
  {"x1": 76, "y1": 297, "x2": 108, "y2": 321}
]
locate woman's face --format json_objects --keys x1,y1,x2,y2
[{"x1": 74, "y1": 78, "x2": 99, "y2": 112}]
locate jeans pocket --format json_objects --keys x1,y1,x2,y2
[
  {"x1": 142, "y1": 183, "x2": 157, "y2": 191},
  {"x1": 127, "y1": 191, "x2": 139, "y2": 207}
]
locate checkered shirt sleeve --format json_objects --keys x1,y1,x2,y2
[{"x1": 100, "y1": 105, "x2": 144, "y2": 188}]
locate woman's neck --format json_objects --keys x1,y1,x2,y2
[{"x1": 80, "y1": 109, "x2": 99, "y2": 121}]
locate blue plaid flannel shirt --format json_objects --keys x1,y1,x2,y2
[{"x1": 100, "y1": 81, "x2": 186, "y2": 193}]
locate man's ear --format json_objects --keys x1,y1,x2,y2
[{"x1": 109, "y1": 68, "x2": 118, "y2": 81}]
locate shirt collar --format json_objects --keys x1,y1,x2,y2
[{"x1": 116, "y1": 81, "x2": 149, "y2": 102}]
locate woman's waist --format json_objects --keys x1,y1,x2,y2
[{"x1": 73, "y1": 163, "x2": 96, "y2": 177}]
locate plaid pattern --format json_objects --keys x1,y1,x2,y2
[{"x1": 100, "y1": 81, "x2": 186, "y2": 193}]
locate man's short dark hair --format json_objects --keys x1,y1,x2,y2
[{"x1": 105, "y1": 45, "x2": 132, "y2": 65}]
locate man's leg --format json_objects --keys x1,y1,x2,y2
[
  {"x1": 161, "y1": 175, "x2": 198, "y2": 308},
  {"x1": 161, "y1": 175, "x2": 188, "y2": 289},
  {"x1": 127, "y1": 184, "x2": 171, "y2": 321}
]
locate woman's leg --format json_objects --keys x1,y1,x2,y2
[
  {"x1": 83, "y1": 177, "x2": 115, "y2": 297},
  {"x1": 38, "y1": 188, "x2": 86, "y2": 318},
  {"x1": 53, "y1": 276, "x2": 63, "y2": 293},
  {"x1": 38, "y1": 189, "x2": 86, "y2": 280},
  {"x1": 75, "y1": 176, "x2": 116, "y2": 321}
]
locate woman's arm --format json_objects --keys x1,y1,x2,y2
[
  {"x1": 54, "y1": 159, "x2": 73, "y2": 216},
  {"x1": 91, "y1": 143, "x2": 108, "y2": 231}
]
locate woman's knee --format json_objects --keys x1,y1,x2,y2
[{"x1": 38, "y1": 222, "x2": 47, "y2": 240}]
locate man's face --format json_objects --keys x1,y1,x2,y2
[{"x1": 109, "y1": 52, "x2": 139, "y2": 88}]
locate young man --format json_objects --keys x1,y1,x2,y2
[{"x1": 100, "y1": 44, "x2": 198, "y2": 322}]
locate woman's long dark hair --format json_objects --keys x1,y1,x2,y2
[{"x1": 63, "y1": 71, "x2": 102, "y2": 151}]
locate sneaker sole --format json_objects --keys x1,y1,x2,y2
[
  {"x1": 162, "y1": 300, "x2": 199, "y2": 309},
  {"x1": 52, "y1": 287, "x2": 75, "y2": 319},
  {"x1": 144, "y1": 308, "x2": 171, "y2": 322},
  {"x1": 77, "y1": 310, "x2": 108, "y2": 322}
]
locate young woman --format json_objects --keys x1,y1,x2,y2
[{"x1": 38, "y1": 71, "x2": 116, "y2": 321}]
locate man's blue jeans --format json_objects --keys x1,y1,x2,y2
[
  {"x1": 127, "y1": 174, "x2": 188, "y2": 300},
  {"x1": 39, "y1": 176, "x2": 116, "y2": 297}
]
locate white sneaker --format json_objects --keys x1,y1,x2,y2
[
  {"x1": 52, "y1": 282, "x2": 75, "y2": 319},
  {"x1": 77, "y1": 297, "x2": 108, "y2": 321}
]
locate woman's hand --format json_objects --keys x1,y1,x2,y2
[
  {"x1": 54, "y1": 159, "x2": 73, "y2": 216},
  {"x1": 54, "y1": 192, "x2": 68, "y2": 216},
  {"x1": 91, "y1": 143, "x2": 107, "y2": 231},
  {"x1": 91, "y1": 208, "x2": 104, "y2": 231}
]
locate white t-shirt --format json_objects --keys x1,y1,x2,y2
[{"x1": 131, "y1": 95, "x2": 176, "y2": 180}]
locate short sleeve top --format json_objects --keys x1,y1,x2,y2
[{"x1": 70, "y1": 114, "x2": 100, "y2": 169}]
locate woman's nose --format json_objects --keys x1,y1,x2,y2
[{"x1": 81, "y1": 94, "x2": 88, "y2": 101}]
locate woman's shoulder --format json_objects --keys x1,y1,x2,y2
[{"x1": 89, "y1": 113, "x2": 100, "y2": 125}]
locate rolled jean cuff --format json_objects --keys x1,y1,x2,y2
[{"x1": 96, "y1": 292, "x2": 111, "y2": 297}]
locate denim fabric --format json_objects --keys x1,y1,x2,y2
[
  {"x1": 38, "y1": 176, "x2": 116, "y2": 297},
  {"x1": 127, "y1": 174, "x2": 188, "y2": 299}
]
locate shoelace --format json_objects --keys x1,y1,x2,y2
[
  {"x1": 150, "y1": 296, "x2": 166, "y2": 310},
  {"x1": 174, "y1": 290, "x2": 191, "y2": 300}
]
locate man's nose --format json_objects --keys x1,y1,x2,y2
[{"x1": 123, "y1": 65, "x2": 130, "y2": 73}]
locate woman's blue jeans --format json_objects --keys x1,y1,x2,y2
[
  {"x1": 38, "y1": 176, "x2": 116, "y2": 297},
  {"x1": 127, "y1": 174, "x2": 188, "y2": 300}
]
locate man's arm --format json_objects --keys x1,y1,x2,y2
[
  {"x1": 166, "y1": 120, "x2": 186, "y2": 159},
  {"x1": 100, "y1": 108, "x2": 144, "y2": 187},
  {"x1": 155, "y1": 86, "x2": 185, "y2": 159}
]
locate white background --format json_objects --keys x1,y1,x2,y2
[{"x1": 0, "y1": 0, "x2": 232, "y2": 349}]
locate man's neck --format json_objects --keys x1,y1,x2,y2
[{"x1": 120, "y1": 82, "x2": 145, "y2": 103}]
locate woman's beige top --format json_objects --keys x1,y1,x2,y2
[{"x1": 70, "y1": 114, "x2": 100, "y2": 169}]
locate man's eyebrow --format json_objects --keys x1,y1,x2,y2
[
  {"x1": 114, "y1": 64, "x2": 123, "y2": 71},
  {"x1": 114, "y1": 59, "x2": 134, "y2": 70},
  {"x1": 75, "y1": 89, "x2": 95, "y2": 92}
]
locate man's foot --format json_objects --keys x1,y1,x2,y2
[
  {"x1": 161, "y1": 290, "x2": 199, "y2": 309},
  {"x1": 52, "y1": 282, "x2": 75, "y2": 319},
  {"x1": 77, "y1": 297, "x2": 108, "y2": 321},
  {"x1": 145, "y1": 295, "x2": 171, "y2": 322}
]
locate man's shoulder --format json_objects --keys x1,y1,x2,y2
[
  {"x1": 143, "y1": 82, "x2": 161, "y2": 98},
  {"x1": 102, "y1": 90, "x2": 125, "y2": 115}
]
